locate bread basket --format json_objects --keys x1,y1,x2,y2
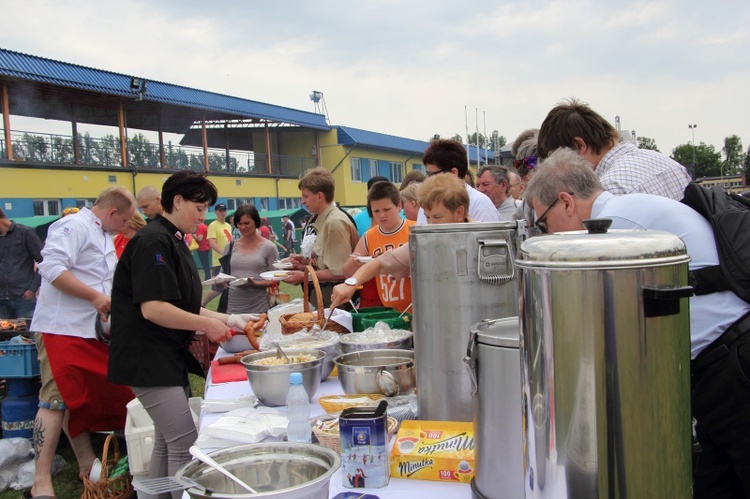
[
  {"x1": 279, "y1": 265, "x2": 349, "y2": 335},
  {"x1": 318, "y1": 394, "x2": 386, "y2": 413}
]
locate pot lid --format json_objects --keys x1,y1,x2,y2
[
  {"x1": 410, "y1": 221, "x2": 517, "y2": 234},
  {"x1": 517, "y1": 219, "x2": 689, "y2": 269},
  {"x1": 472, "y1": 317, "x2": 520, "y2": 348}
]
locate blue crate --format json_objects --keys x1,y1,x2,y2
[{"x1": 0, "y1": 341, "x2": 40, "y2": 378}]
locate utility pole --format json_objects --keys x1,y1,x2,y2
[{"x1": 688, "y1": 124, "x2": 698, "y2": 169}]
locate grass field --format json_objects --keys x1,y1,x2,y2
[{"x1": 0, "y1": 282, "x2": 302, "y2": 499}]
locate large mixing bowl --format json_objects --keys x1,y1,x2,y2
[
  {"x1": 262, "y1": 331, "x2": 340, "y2": 381},
  {"x1": 175, "y1": 442, "x2": 340, "y2": 499},
  {"x1": 241, "y1": 348, "x2": 324, "y2": 407},
  {"x1": 334, "y1": 349, "x2": 415, "y2": 395},
  {"x1": 339, "y1": 329, "x2": 413, "y2": 354}
]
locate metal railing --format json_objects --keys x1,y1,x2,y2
[{"x1": 0, "y1": 130, "x2": 315, "y2": 177}]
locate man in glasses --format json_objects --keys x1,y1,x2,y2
[
  {"x1": 476, "y1": 165, "x2": 517, "y2": 221},
  {"x1": 416, "y1": 139, "x2": 500, "y2": 224},
  {"x1": 537, "y1": 98, "x2": 690, "y2": 201},
  {"x1": 526, "y1": 147, "x2": 750, "y2": 499}
]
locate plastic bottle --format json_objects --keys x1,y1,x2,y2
[{"x1": 285, "y1": 372, "x2": 311, "y2": 443}]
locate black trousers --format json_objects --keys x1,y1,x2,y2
[{"x1": 692, "y1": 314, "x2": 750, "y2": 499}]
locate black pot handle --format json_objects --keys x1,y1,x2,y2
[{"x1": 643, "y1": 285, "x2": 694, "y2": 317}]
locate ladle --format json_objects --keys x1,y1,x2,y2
[
  {"x1": 189, "y1": 446, "x2": 258, "y2": 494},
  {"x1": 376, "y1": 370, "x2": 400, "y2": 397}
]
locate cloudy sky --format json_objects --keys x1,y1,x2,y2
[{"x1": 2, "y1": 0, "x2": 749, "y2": 156}]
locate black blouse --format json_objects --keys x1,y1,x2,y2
[{"x1": 108, "y1": 216, "x2": 202, "y2": 387}]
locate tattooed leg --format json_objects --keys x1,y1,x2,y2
[{"x1": 30, "y1": 407, "x2": 63, "y2": 498}]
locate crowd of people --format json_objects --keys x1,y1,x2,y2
[{"x1": 0, "y1": 97, "x2": 746, "y2": 498}]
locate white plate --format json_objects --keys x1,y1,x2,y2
[
  {"x1": 260, "y1": 270, "x2": 292, "y2": 281},
  {"x1": 227, "y1": 278, "x2": 249, "y2": 288},
  {"x1": 355, "y1": 256, "x2": 374, "y2": 263},
  {"x1": 201, "y1": 273, "x2": 236, "y2": 286},
  {"x1": 272, "y1": 262, "x2": 294, "y2": 270}
]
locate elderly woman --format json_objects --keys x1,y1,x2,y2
[
  {"x1": 108, "y1": 171, "x2": 249, "y2": 498},
  {"x1": 330, "y1": 173, "x2": 470, "y2": 309},
  {"x1": 511, "y1": 128, "x2": 540, "y2": 223}
]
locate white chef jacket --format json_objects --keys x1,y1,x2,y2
[{"x1": 31, "y1": 208, "x2": 117, "y2": 339}]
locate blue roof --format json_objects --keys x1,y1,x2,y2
[
  {"x1": 0, "y1": 49, "x2": 330, "y2": 130},
  {"x1": 336, "y1": 126, "x2": 494, "y2": 162}
]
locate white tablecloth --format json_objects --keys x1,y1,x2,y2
[{"x1": 190, "y1": 346, "x2": 473, "y2": 498}]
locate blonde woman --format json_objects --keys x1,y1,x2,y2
[{"x1": 113, "y1": 212, "x2": 147, "y2": 258}]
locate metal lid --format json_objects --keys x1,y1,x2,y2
[
  {"x1": 411, "y1": 221, "x2": 517, "y2": 234},
  {"x1": 517, "y1": 220, "x2": 689, "y2": 270},
  {"x1": 472, "y1": 317, "x2": 520, "y2": 348}
]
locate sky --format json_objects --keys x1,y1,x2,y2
[{"x1": 2, "y1": 0, "x2": 749, "y2": 157}]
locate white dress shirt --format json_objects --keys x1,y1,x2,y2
[
  {"x1": 417, "y1": 184, "x2": 500, "y2": 224},
  {"x1": 596, "y1": 142, "x2": 691, "y2": 201},
  {"x1": 592, "y1": 191, "x2": 750, "y2": 358},
  {"x1": 31, "y1": 208, "x2": 117, "y2": 339}
]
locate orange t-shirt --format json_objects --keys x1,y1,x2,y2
[{"x1": 363, "y1": 219, "x2": 414, "y2": 312}]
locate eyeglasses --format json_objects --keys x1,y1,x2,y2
[
  {"x1": 534, "y1": 198, "x2": 559, "y2": 234},
  {"x1": 513, "y1": 155, "x2": 538, "y2": 171},
  {"x1": 426, "y1": 169, "x2": 445, "y2": 177}
]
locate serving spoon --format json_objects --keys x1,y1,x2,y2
[{"x1": 189, "y1": 446, "x2": 258, "y2": 494}]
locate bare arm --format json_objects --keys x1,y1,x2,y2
[
  {"x1": 208, "y1": 238, "x2": 223, "y2": 254},
  {"x1": 140, "y1": 301, "x2": 232, "y2": 343},
  {"x1": 329, "y1": 259, "x2": 383, "y2": 310},
  {"x1": 51, "y1": 270, "x2": 110, "y2": 319}
]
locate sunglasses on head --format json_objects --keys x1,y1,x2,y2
[{"x1": 513, "y1": 155, "x2": 538, "y2": 171}]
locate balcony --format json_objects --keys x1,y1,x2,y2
[{"x1": 0, "y1": 129, "x2": 316, "y2": 177}]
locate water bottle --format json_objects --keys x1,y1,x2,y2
[{"x1": 286, "y1": 372, "x2": 311, "y2": 443}]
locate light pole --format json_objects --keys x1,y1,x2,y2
[{"x1": 688, "y1": 124, "x2": 697, "y2": 169}]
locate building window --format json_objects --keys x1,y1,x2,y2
[
  {"x1": 108, "y1": 175, "x2": 117, "y2": 183},
  {"x1": 75, "y1": 199, "x2": 95, "y2": 209},
  {"x1": 369, "y1": 159, "x2": 378, "y2": 178},
  {"x1": 279, "y1": 198, "x2": 301, "y2": 210},
  {"x1": 259, "y1": 198, "x2": 269, "y2": 211},
  {"x1": 351, "y1": 158, "x2": 363, "y2": 182},
  {"x1": 226, "y1": 199, "x2": 236, "y2": 210},
  {"x1": 390, "y1": 162, "x2": 404, "y2": 184},
  {"x1": 412, "y1": 163, "x2": 425, "y2": 173},
  {"x1": 33, "y1": 199, "x2": 61, "y2": 216}
]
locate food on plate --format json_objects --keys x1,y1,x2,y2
[
  {"x1": 274, "y1": 271, "x2": 288, "y2": 277},
  {"x1": 252, "y1": 353, "x2": 316, "y2": 366}
]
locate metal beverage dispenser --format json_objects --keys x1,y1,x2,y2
[{"x1": 516, "y1": 221, "x2": 694, "y2": 498}]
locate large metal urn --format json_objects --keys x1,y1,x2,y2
[
  {"x1": 516, "y1": 220, "x2": 694, "y2": 498},
  {"x1": 410, "y1": 221, "x2": 519, "y2": 422}
]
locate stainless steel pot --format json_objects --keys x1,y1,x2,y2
[
  {"x1": 334, "y1": 349, "x2": 415, "y2": 395},
  {"x1": 338, "y1": 330, "x2": 413, "y2": 354},
  {"x1": 175, "y1": 442, "x2": 340, "y2": 499},
  {"x1": 465, "y1": 317, "x2": 523, "y2": 499},
  {"x1": 517, "y1": 222, "x2": 693, "y2": 498},
  {"x1": 240, "y1": 348, "x2": 324, "y2": 407},
  {"x1": 410, "y1": 221, "x2": 519, "y2": 421}
]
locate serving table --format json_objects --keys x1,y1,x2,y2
[{"x1": 186, "y1": 346, "x2": 472, "y2": 498}]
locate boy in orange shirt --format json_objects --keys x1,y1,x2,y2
[{"x1": 344, "y1": 181, "x2": 414, "y2": 312}]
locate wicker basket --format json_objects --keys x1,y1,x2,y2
[
  {"x1": 314, "y1": 416, "x2": 399, "y2": 452},
  {"x1": 81, "y1": 434, "x2": 134, "y2": 499},
  {"x1": 318, "y1": 394, "x2": 386, "y2": 413},
  {"x1": 279, "y1": 265, "x2": 348, "y2": 335}
]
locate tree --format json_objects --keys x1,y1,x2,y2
[
  {"x1": 637, "y1": 136, "x2": 659, "y2": 152},
  {"x1": 744, "y1": 144, "x2": 750, "y2": 176},
  {"x1": 671, "y1": 142, "x2": 722, "y2": 178},
  {"x1": 722, "y1": 135, "x2": 744, "y2": 175}
]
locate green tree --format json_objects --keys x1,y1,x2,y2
[
  {"x1": 722, "y1": 135, "x2": 744, "y2": 175},
  {"x1": 637, "y1": 136, "x2": 659, "y2": 152},
  {"x1": 450, "y1": 133, "x2": 463, "y2": 143},
  {"x1": 744, "y1": 144, "x2": 750, "y2": 176},
  {"x1": 671, "y1": 142, "x2": 722, "y2": 178}
]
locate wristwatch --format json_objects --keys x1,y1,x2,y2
[{"x1": 344, "y1": 277, "x2": 363, "y2": 290}]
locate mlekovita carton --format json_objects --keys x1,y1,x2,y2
[{"x1": 390, "y1": 420, "x2": 475, "y2": 482}]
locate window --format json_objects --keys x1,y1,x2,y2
[
  {"x1": 259, "y1": 198, "x2": 269, "y2": 211},
  {"x1": 279, "y1": 198, "x2": 301, "y2": 209},
  {"x1": 226, "y1": 199, "x2": 236, "y2": 210},
  {"x1": 33, "y1": 199, "x2": 61, "y2": 216},
  {"x1": 412, "y1": 163, "x2": 425, "y2": 173},
  {"x1": 108, "y1": 175, "x2": 117, "y2": 183},
  {"x1": 351, "y1": 158, "x2": 363, "y2": 182},
  {"x1": 390, "y1": 162, "x2": 404, "y2": 184},
  {"x1": 76, "y1": 198, "x2": 95, "y2": 209},
  {"x1": 369, "y1": 159, "x2": 378, "y2": 178},
  {"x1": 227, "y1": 198, "x2": 256, "y2": 211}
]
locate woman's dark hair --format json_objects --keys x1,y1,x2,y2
[
  {"x1": 161, "y1": 171, "x2": 218, "y2": 213},
  {"x1": 233, "y1": 203, "x2": 261, "y2": 229}
]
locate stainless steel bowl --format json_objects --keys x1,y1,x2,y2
[
  {"x1": 339, "y1": 330, "x2": 413, "y2": 354},
  {"x1": 263, "y1": 333, "x2": 340, "y2": 381},
  {"x1": 175, "y1": 442, "x2": 340, "y2": 499},
  {"x1": 240, "y1": 348, "x2": 324, "y2": 407},
  {"x1": 334, "y1": 349, "x2": 415, "y2": 395}
]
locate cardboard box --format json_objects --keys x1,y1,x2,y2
[{"x1": 389, "y1": 420, "x2": 475, "y2": 483}]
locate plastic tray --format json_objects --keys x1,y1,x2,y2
[{"x1": 0, "y1": 342, "x2": 40, "y2": 378}]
